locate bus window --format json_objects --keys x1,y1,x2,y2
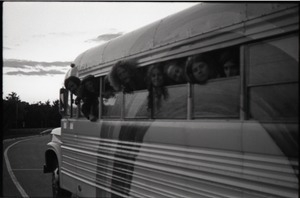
[
  {"x1": 77, "y1": 76, "x2": 100, "y2": 120},
  {"x1": 102, "y1": 76, "x2": 121, "y2": 118},
  {"x1": 124, "y1": 90, "x2": 149, "y2": 119},
  {"x1": 59, "y1": 88, "x2": 68, "y2": 116},
  {"x1": 164, "y1": 58, "x2": 187, "y2": 85},
  {"x1": 153, "y1": 84, "x2": 187, "y2": 119},
  {"x1": 102, "y1": 93, "x2": 122, "y2": 118},
  {"x1": 65, "y1": 91, "x2": 74, "y2": 117},
  {"x1": 249, "y1": 84, "x2": 298, "y2": 120},
  {"x1": 193, "y1": 77, "x2": 240, "y2": 118},
  {"x1": 218, "y1": 47, "x2": 240, "y2": 77},
  {"x1": 247, "y1": 34, "x2": 299, "y2": 121},
  {"x1": 71, "y1": 92, "x2": 78, "y2": 118}
]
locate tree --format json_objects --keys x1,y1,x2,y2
[
  {"x1": 6, "y1": 92, "x2": 21, "y2": 102},
  {"x1": 3, "y1": 92, "x2": 25, "y2": 129},
  {"x1": 3, "y1": 92, "x2": 62, "y2": 131}
]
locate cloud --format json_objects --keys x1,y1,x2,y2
[
  {"x1": 86, "y1": 33, "x2": 123, "y2": 43},
  {"x1": 3, "y1": 59, "x2": 71, "y2": 76},
  {"x1": 5, "y1": 69, "x2": 66, "y2": 76},
  {"x1": 3, "y1": 59, "x2": 71, "y2": 68},
  {"x1": 3, "y1": 46, "x2": 12, "y2": 50}
]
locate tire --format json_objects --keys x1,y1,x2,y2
[{"x1": 52, "y1": 162, "x2": 72, "y2": 198}]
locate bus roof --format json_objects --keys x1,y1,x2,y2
[{"x1": 73, "y1": 3, "x2": 298, "y2": 77}]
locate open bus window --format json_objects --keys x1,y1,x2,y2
[
  {"x1": 193, "y1": 77, "x2": 240, "y2": 118},
  {"x1": 247, "y1": 34, "x2": 299, "y2": 121},
  {"x1": 153, "y1": 84, "x2": 187, "y2": 119},
  {"x1": 217, "y1": 47, "x2": 239, "y2": 78},
  {"x1": 164, "y1": 58, "x2": 187, "y2": 85}
]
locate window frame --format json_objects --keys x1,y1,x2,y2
[{"x1": 244, "y1": 33, "x2": 299, "y2": 122}]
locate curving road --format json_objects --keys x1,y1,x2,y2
[{"x1": 3, "y1": 134, "x2": 52, "y2": 198}]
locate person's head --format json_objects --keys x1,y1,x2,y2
[
  {"x1": 223, "y1": 61, "x2": 239, "y2": 77},
  {"x1": 219, "y1": 51, "x2": 239, "y2": 77},
  {"x1": 64, "y1": 76, "x2": 80, "y2": 95},
  {"x1": 116, "y1": 66, "x2": 131, "y2": 84},
  {"x1": 147, "y1": 64, "x2": 164, "y2": 88},
  {"x1": 108, "y1": 59, "x2": 137, "y2": 91},
  {"x1": 146, "y1": 64, "x2": 168, "y2": 110},
  {"x1": 186, "y1": 54, "x2": 215, "y2": 84},
  {"x1": 82, "y1": 75, "x2": 96, "y2": 92},
  {"x1": 165, "y1": 61, "x2": 185, "y2": 83}
]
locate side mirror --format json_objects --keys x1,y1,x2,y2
[{"x1": 59, "y1": 88, "x2": 68, "y2": 116}]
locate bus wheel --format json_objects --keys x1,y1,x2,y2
[{"x1": 52, "y1": 164, "x2": 72, "y2": 198}]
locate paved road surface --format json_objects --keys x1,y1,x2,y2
[{"x1": 3, "y1": 135, "x2": 52, "y2": 198}]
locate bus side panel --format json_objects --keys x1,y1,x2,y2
[
  {"x1": 60, "y1": 118, "x2": 298, "y2": 198},
  {"x1": 129, "y1": 121, "x2": 298, "y2": 198},
  {"x1": 67, "y1": 119, "x2": 243, "y2": 197},
  {"x1": 60, "y1": 119, "x2": 78, "y2": 195}
]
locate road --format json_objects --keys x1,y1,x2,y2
[{"x1": 2, "y1": 134, "x2": 52, "y2": 198}]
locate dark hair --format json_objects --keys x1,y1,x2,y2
[
  {"x1": 64, "y1": 76, "x2": 80, "y2": 89},
  {"x1": 108, "y1": 59, "x2": 137, "y2": 92},
  {"x1": 185, "y1": 53, "x2": 217, "y2": 84},
  {"x1": 146, "y1": 64, "x2": 168, "y2": 111},
  {"x1": 146, "y1": 64, "x2": 164, "y2": 88},
  {"x1": 164, "y1": 58, "x2": 186, "y2": 84},
  {"x1": 219, "y1": 50, "x2": 239, "y2": 66},
  {"x1": 82, "y1": 75, "x2": 95, "y2": 85}
]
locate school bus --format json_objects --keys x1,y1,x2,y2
[{"x1": 44, "y1": 3, "x2": 298, "y2": 198}]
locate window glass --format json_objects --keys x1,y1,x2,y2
[
  {"x1": 102, "y1": 92, "x2": 122, "y2": 118},
  {"x1": 59, "y1": 88, "x2": 68, "y2": 116},
  {"x1": 247, "y1": 34, "x2": 299, "y2": 121},
  {"x1": 66, "y1": 92, "x2": 77, "y2": 118},
  {"x1": 153, "y1": 84, "x2": 187, "y2": 119},
  {"x1": 71, "y1": 94, "x2": 78, "y2": 118},
  {"x1": 125, "y1": 90, "x2": 148, "y2": 118},
  {"x1": 248, "y1": 34, "x2": 298, "y2": 85},
  {"x1": 65, "y1": 91, "x2": 71, "y2": 117},
  {"x1": 193, "y1": 77, "x2": 240, "y2": 118},
  {"x1": 78, "y1": 101, "x2": 84, "y2": 118},
  {"x1": 249, "y1": 83, "x2": 298, "y2": 121}
]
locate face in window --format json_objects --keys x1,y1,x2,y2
[
  {"x1": 151, "y1": 67, "x2": 164, "y2": 87},
  {"x1": 192, "y1": 61, "x2": 210, "y2": 83},
  {"x1": 84, "y1": 80, "x2": 96, "y2": 92},
  {"x1": 167, "y1": 64, "x2": 184, "y2": 83},
  {"x1": 67, "y1": 81, "x2": 79, "y2": 95},
  {"x1": 223, "y1": 61, "x2": 239, "y2": 77},
  {"x1": 116, "y1": 67, "x2": 131, "y2": 84}
]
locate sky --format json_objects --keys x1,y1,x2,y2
[{"x1": 3, "y1": 2, "x2": 198, "y2": 104}]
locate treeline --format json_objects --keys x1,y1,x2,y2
[{"x1": 3, "y1": 92, "x2": 61, "y2": 132}]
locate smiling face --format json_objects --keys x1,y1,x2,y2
[
  {"x1": 151, "y1": 67, "x2": 164, "y2": 87},
  {"x1": 192, "y1": 61, "x2": 210, "y2": 83}
]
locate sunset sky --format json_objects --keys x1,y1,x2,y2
[{"x1": 3, "y1": 2, "x2": 198, "y2": 104}]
